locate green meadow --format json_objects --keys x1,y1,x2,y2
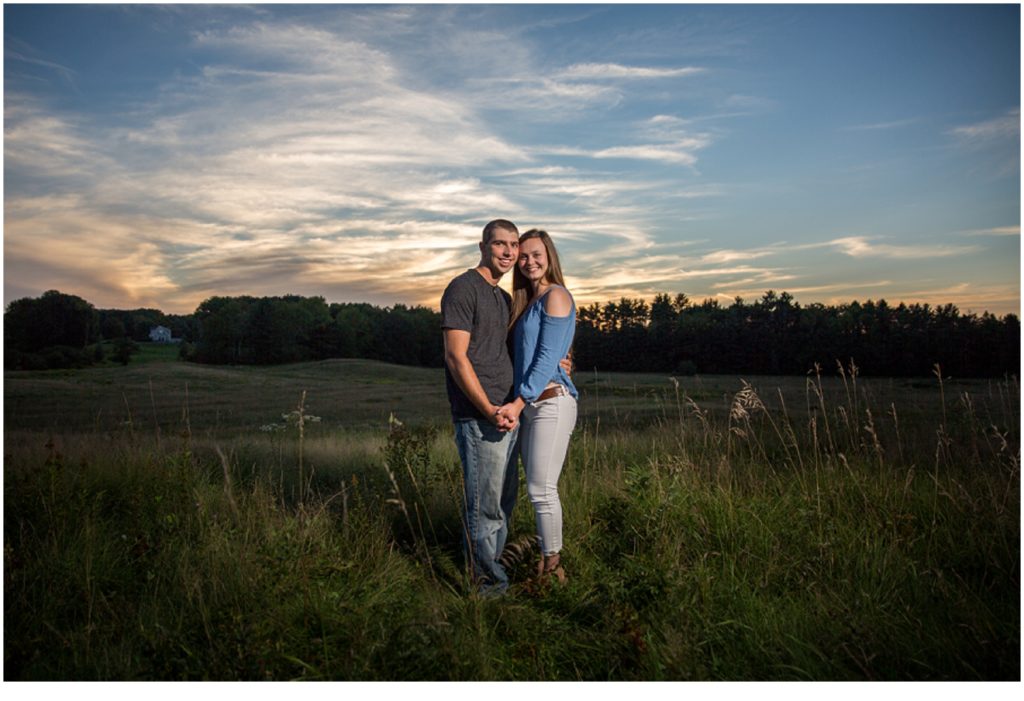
[{"x1": 4, "y1": 344, "x2": 1020, "y2": 679}]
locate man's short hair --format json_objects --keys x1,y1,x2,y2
[{"x1": 482, "y1": 219, "x2": 519, "y2": 245}]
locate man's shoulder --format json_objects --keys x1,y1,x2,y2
[
  {"x1": 444, "y1": 269, "x2": 480, "y2": 293},
  {"x1": 441, "y1": 270, "x2": 482, "y2": 329},
  {"x1": 443, "y1": 269, "x2": 488, "y2": 301}
]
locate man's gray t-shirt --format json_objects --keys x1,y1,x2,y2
[{"x1": 441, "y1": 269, "x2": 514, "y2": 421}]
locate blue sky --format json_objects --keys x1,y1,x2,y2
[{"x1": 3, "y1": 3, "x2": 1020, "y2": 315}]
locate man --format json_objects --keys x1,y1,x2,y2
[{"x1": 441, "y1": 219, "x2": 522, "y2": 595}]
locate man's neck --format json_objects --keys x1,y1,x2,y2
[{"x1": 474, "y1": 264, "x2": 502, "y2": 286}]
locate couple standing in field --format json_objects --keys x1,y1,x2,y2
[{"x1": 441, "y1": 219, "x2": 578, "y2": 595}]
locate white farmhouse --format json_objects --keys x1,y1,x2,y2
[{"x1": 149, "y1": 325, "x2": 172, "y2": 343}]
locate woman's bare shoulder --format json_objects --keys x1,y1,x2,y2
[{"x1": 543, "y1": 286, "x2": 574, "y2": 317}]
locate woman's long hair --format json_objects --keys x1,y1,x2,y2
[{"x1": 509, "y1": 229, "x2": 568, "y2": 329}]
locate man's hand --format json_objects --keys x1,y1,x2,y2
[
  {"x1": 558, "y1": 351, "x2": 574, "y2": 376},
  {"x1": 491, "y1": 404, "x2": 518, "y2": 432},
  {"x1": 496, "y1": 399, "x2": 525, "y2": 431}
]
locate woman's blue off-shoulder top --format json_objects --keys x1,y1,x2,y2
[{"x1": 512, "y1": 285, "x2": 578, "y2": 403}]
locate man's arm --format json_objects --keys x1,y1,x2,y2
[{"x1": 443, "y1": 328, "x2": 510, "y2": 428}]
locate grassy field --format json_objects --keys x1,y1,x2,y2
[{"x1": 4, "y1": 346, "x2": 1020, "y2": 679}]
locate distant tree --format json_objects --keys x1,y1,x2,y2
[
  {"x1": 5, "y1": 290, "x2": 98, "y2": 352},
  {"x1": 4, "y1": 290, "x2": 100, "y2": 369},
  {"x1": 163, "y1": 314, "x2": 195, "y2": 342},
  {"x1": 327, "y1": 303, "x2": 383, "y2": 359},
  {"x1": 649, "y1": 293, "x2": 678, "y2": 368},
  {"x1": 192, "y1": 296, "x2": 253, "y2": 363},
  {"x1": 112, "y1": 337, "x2": 140, "y2": 365},
  {"x1": 373, "y1": 304, "x2": 443, "y2": 367},
  {"x1": 672, "y1": 292, "x2": 691, "y2": 314},
  {"x1": 242, "y1": 295, "x2": 331, "y2": 364},
  {"x1": 100, "y1": 316, "x2": 127, "y2": 341}
]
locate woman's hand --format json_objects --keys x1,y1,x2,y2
[
  {"x1": 490, "y1": 404, "x2": 515, "y2": 432},
  {"x1": 496, "y1": 398, "x2": 525, "y2": 430}
]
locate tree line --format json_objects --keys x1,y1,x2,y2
[
  {"x1": 4, "y1": 289, "x2": 1019, "y2": 377},
  {"x1": 3, "y1": 290, "x2": 196, "y2": 369},
  {"x1": 186, "y1": 295, "x2": 441, "y2": 367},
  {"x1": 574, "y1": 291, "x2": 1019, "y2": 378}
]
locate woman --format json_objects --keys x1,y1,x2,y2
[{"x1": 497, "y1": 229, "x2": 578, "y2": 583}]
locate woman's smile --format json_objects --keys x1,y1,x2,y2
[{"x1": 518, "y1": 238, "x2": 549, "y2": 283}]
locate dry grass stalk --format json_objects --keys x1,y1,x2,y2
[{"x1": 214, "y1": 444, "x2": 240, "y2": 519}]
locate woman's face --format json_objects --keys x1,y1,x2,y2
[{"x1": 518, "y1": 237, "x2": 549, "y2": 285}]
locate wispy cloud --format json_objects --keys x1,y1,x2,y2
[
  {"x1": 505, "y1": 174, "x2": 650, "y2": 202},
  {"x1": 708, "y1": 279, "x2": 891, "y2": 307},
  {"x1": 842, "y1": 118, "x2": 919, "y2": 131},
  {"x1": 701, "y1": 235, "x2": 983, "y2": 261},
  {"x1": 945, "y1": 108, "x2": 1020, "y2": 177},
  {"x1": 4, "y1": 99, "x2": 111, "y2": 178},
  {"x1": 4, "y1": 48, "x2": 77, "y2": 85},
  {"x1": 894, "y1": 282, "x2": 1021, "y2": 316},
  {"x1": 594, "y1": 144, "x2": 701, "y2": 165},
  {"x1": 950, "y1": 109, "x2": 1020, "y2": 144},
  {"x1": 700, "y1": 248, "x2": 775, "y2": 264},
  {"x1": 677, "y1": 185, "x2": 726, "y2": 199},
  {"x1": 754, "y1": 280, "x2": 893, "y2": 296},
  {"x1": 466, "y1": 61, "x2": 698, "y2": 118},
  {"x1": 535, "y1": 133, "x2": 712, "y2": 166},
  {"x1": 720, "y1": 94, "x2": 775, "y2": 111},
  {"x1": 827, "y1": 236, "x2": 979, "y2": 259},
  {"x1": 566, "y1": 261, "x2": 750, "y2": 303},
  {"x1": 710, "y1": 273, "x2": 798, "y2": 291},
  {"x1": 556, "y1": 63, "x2": 705, "y2": 80},
  {"x1": 962, "y1": 225, "x2": 1020, "y2": 237}
]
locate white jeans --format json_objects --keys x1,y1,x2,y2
[{"x1": 520, "y1": 392, "x2": 577, "y2": 555}]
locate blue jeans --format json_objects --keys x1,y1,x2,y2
[{"x1": 453, "y1": 418, "x2": 520, "y2": 594}]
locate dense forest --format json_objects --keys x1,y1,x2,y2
[{"x1": 4, "y1": 289, "x2": 1019, "y2": 378}]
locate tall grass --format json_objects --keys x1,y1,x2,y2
[{"x1": 4, "y1": 364, "x2": 1019, "y2": 679}]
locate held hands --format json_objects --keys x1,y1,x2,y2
[
  {"x1": 494, "y1": 398, "x2": 525, "y2": 432},
  {"x1": 491, "y1": 404, "x2": 517, "y2": 432}
]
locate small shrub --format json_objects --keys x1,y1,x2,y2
[{"x1": 112, "y1": 337, "x2": 140, "y2": 365}]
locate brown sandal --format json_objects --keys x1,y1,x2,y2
[{"x1": 539, "y1": 553, "x2": 567, "y2": 584}]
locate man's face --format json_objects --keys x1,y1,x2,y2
[{"x1": 481, "y1": 227, "x2": 519, "y2": 276}]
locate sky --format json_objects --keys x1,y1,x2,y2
[{"x1": 3, "y1": 2, "x2": 1020, "y2": 316}]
